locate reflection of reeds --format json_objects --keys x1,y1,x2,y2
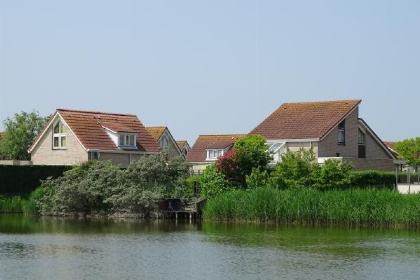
[
  {"x1": 204, "y1": 188, "x2": 420, "y2": 228},
  {"x1": 0, "y1": 196, "x2": 25, "y2": 213}
]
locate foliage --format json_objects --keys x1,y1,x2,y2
[
  {"x1": 312, "y1": 159, "x2": 352, "y2": 190},
  {"x1": 0, "y1": 196, "x2": 25, "y2": 213},
  {"x1": 245, "y1": 168, "x2": 271, "y2": 189},
  {"x1": 39, "y1": 161, "x2": 120, "y2": 214},
  {"x1": 215, "y1": 150, "x2": 240, "y2": 185},
  {"x1": 35, "y1": 155, "x2": 191, "y2": 216},
  {"x1": 200, "y1": 165, "x2": 232, "y2": 198},
  {"x1": 185, "y1": 176, "x2": 201, "y2": 199},
  {"x1": 270, "y1": 148, "x2": 319, "y2": 189},
  {"x1": 215, "y1": 135, "x2": 271, "y2": 188},
  {"x1": 105, "y1": 155, "x2": 190, "y2": 216},
  {"x1": 204, "y1": 188, "x2": 420, "y2": 227},
  {"x1": 233, "y1": 135, "x2": 272, "y2": 183},
  {"x1": 394, "y1": 137, "x2": 420, "y2": 169},
  {"x1": 0, "y1": 111, "x2": 49, "y2": 160},
  {"x1": 349, "y1": 171, "x2": 395, "y2": 190},
  {"x1": 269, "y1": 148, "x2": 353, "y2": 191}
]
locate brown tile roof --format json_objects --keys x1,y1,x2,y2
[
  {"x1": 383, "y1": 141, "x2": 397, "y2": 150},
  {"x1": 176, "y1": 140, "x2": 188, "y2": 150},
  {"x1": 186, "y1": 134, "x2": 246, "y2": 163},
  {"x1": 30, "y1": 109, "x2": 160, "y2": 153},
  {"x1": 0, "y1": 132, "x2": 4, "y2": 140},
  {"x1": 250, "y1": 100, "x2": 361, "y2": 140},
  {"x1": 145, "y1": 126, "x2": 167, "y2": 142},
  {"x1": 383, "y1": 141, "x2": 399, "y2": 157}
]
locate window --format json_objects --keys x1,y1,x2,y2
[
  {"x1": 358, "y1": 129, "x2": 366, "y2": 158},
  {"x1": 119, "y1": 134, "x2": 135, "y2": 147},
  {"x1": 53, "y1": 121, "x2": 67, "y2": 149},
  {"x1": 160, "y1": 135, "x2": 169, "y2": 149},
  {"x1": 338, "y1": 120, "x2": 345, "y2": 145},
  {"x1": 207, "y1": 149, "x2": 223, "y2": 160}
]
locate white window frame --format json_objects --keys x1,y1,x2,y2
[
  {"x1": 119, "y1": 133, "x2": 136, "y2": 148},
  {"x1": 53, "y1": 121, "x2": 67, "y2": 149},
  {"x1": 206, "y1": 149, "x2": 224, "y2": 160}
]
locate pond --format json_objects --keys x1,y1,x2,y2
[{"x1": 1, "y1": 215, "x2": 420, "y2": 280}]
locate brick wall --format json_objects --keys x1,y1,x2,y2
[
  {"x1": 318, "y1": 107, "x2": 359, "y2": 158},
  {"x1": 31, "y1": 126, "x2": 87, "y2": 165}
]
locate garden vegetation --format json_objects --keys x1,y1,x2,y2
[
  {"x1": 24, "y1": 155, "x2": 190, "y2": 217},
  {"x1": 200, "y1": 136, "x2": 420, "y2": 227}
]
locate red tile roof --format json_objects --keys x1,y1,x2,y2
[
  {"x1": 186, "y1": 134, "x2": 246, "y2": 163},
  {"x1": 250, "y1": 100, "x2": 361, "y2": 140},
  {"x1": 30, "y1": 109, "x2": 160, "y2": 153},
  {"x1": 145, "y1": 126, "x2": 167, "y2": 142},
  {"x1": 176, "y1": 140, "x2": 189, "y2": 150}
]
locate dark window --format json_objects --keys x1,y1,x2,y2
[
  {"x1": 338, "y1": 120, "x2": 345, "y2": 145},
  {"x1": 358, "y1": 129, "x2": 366, "y2": 158}
]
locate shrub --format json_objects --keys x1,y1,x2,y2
[{"x1": 200, "y1": 165, "x2": 232, "y2": 198}]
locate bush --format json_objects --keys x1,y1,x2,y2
[
  {"x1": 349, "y1": 171, "x2": 396, "y2": 190},
  {"x1": 35, "y1": 155, "x2": 191, "y2": 216},
  {"x1": 200, "y1": 165, "x2": 233, "y2": 198}
]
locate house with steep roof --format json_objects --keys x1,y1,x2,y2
[
  {"x1": 145, "y1": 126, "x2": 185, "y2": 159},
  {"x1": 28, "y1": 109, "x2": 161, "y2": 166},
  {"x1": 176, "y1": 140, "x2": 191, "y2": 158},
  {"x1": 249, "y1": 100, "x2": 397, "y2": 171},
  {"x1": 186, "y1": 134, "x2": 246, "y2": 174}
]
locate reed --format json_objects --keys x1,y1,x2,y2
[
  {"x1": 0, "y1": 196, "x2": 25, "y2": 213},
  {"x1": 203, "y1": 188, "x2": 420, "y2": 227}
]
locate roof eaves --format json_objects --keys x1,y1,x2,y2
[{"x1": 358, "y1": 118, "x2": 396, "y2": 159}]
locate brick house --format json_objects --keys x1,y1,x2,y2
[
  {"x1": 146, "y1": 126, "x2": 188, "y2": 159},
  {"x1": 249, "y1": 100, "x2": 397, "y2": 171},
  {"x1": 28, "y1": 109, "x2": 160, "y2": 166},
  {"x1": 176, "y1": 140, "x2": 191, "y2": 158},
  {"x1": 186, "y1": 134, "x2": 246, "y2": 174}
]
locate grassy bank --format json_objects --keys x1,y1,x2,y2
[{"x1": 203, "y1": 188, "x2": 420, "y2": 227}]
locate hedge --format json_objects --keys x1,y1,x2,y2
[
  {"x1": 0, "y1": 165, "x2": 71, "y2": 196},
  {"x1": 349, "y1": 171, "x2": 396, "y2": 190}
]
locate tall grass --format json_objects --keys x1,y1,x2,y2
[
  {"x1": 0, "y1": 196, "x2": 25, "y2": 213},
  {"x1": 204, "y1": 188, "x2": 420, "y2": 227}
]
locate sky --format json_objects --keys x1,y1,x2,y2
[{"x1": 0, "y1": 1, "x2": 419, "y2": 145}]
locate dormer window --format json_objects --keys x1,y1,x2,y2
[
  {"x1": 53, "y1": 120, "x2": 67, "y2": 149},
  {"x1": 207, "y1": 149, "x2": 223, "y2": 160},
  {"x1": 119, "y1": 134, "x2": 136, "y2": 147},
  {"x1": 338, "y1": 120, "x2": 345, "y2": 145}
]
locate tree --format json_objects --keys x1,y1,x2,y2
[
  {"x1": 215, "y1": 134, "x2": 272, "y2": 187},
  {"x1": 394, "y1": 137, "x2": 420, "y2": 170},
  {"x1": 0, "y1": 111, "x2": 49, "y2": 160}
]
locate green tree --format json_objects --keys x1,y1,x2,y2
[
  {"x1": 0, "y1": 111, "x2": 49, "y2": 160},
  {"x1": 394, "y1": 137, "x2": 420, "y2": 170},
  {"x1": 270, "y1": 148, "x2": 318, "y2": 189},
  {"x1": 215, "y1": 134, "x2": 272, "y2": 187},
  {"x1": 200, "y1": 165, "x2": 232, "y2": 198}
]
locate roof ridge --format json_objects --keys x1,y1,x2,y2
[
  {"x1": 57, "y1": 108, "x2": 137, "y2": 117},
  {"x1": 282, "y1": 99, "x2": 361, "y2": 106}
]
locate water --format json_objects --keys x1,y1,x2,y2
[{"x1": 1, "y1": 215, "x2": 420, "y2": 280}]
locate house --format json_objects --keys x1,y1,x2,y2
[
  {"x1": 145, "y1": 126, "x2": 185, "y2": 159},
  {"x1": 176, "y1": 140, "x2": 191, "y2": 158},
  {"x1": 383, "y1": 141, "x2": 399, "y2": 158},
  {"x1": 249, "y1": 100, "x2": 397, "y2": 171},
  {"x1": 28, "y1": 109, "x2": 161, "y2": 166},
  {"x1": 186, "y1": 134, "x2": 246, "y2": 174}
]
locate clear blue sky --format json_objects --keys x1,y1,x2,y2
[{"x1": 1, "y1": 1, "x2": 419, "y2": 145}]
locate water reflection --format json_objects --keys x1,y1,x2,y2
[{"x1": 1, "y1": 215, "x2": 420, "y2": 280}]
